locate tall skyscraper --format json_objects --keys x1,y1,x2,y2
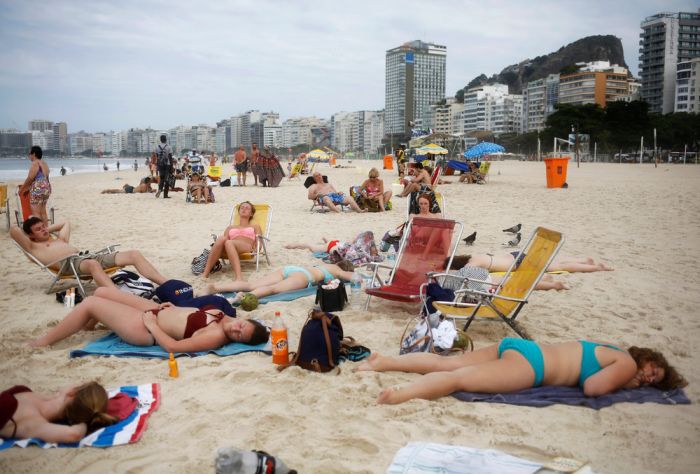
[
  {"x1": 51, "y1": 122, "x2": 68, "y2": 153},
  {"x1": 385, "y1": 40, "x2": 446, "y2": 140},
  {"x1": 639, "y1": 10, "x2": 700, "y2": 114}
]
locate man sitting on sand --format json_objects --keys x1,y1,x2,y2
[
  {"x1": 307, "y1": 172, "x2": 366, "y2": 213},
  {"x1": 101, "y1": 177, "x2": 155, "y2": 194},
  {"x1": 11, "y1": 217, "x2": 167, "y2": 288}
]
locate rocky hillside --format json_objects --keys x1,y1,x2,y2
[{"x1": 456, "y1": 35, "x2": 627, "y2": 99}]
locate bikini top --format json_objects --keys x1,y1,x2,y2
[
  {"x1": 228, "y1": 227, "x2": 256, "y2": 241},
  {"x1": 184, "y1": 305, "x2": 224, "y2": 339},
  {"x1": 1, "y1": 385, "x2": 32, "y2": 438}
]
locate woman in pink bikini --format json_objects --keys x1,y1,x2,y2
[
  {"x1": 360, "y1": 168, "x2": 392, "y2": 212},
  {"x1": 202, "y1": 201, "x2": 262, "y2": 280},
  {"x1": 30, "y1": 287, "x2": 269, "y2": 352}
]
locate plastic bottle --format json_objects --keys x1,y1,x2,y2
[
  {"x1": 168, "y1": 353, "x2": 179, "y2": 378},
  {"x1": 387, "y1": 245, "x2": 397, "y2": 262},
  {"x1": 64, "y1": 288, "x2": 71, "y2": 308},
  {"x1": 69, "y1": 288, "x2": 76, "y2": 308},
  {"x1": 271, "y1": 311, "x2": 288, "y2": 365},
  {"x1": 350, "y1": 270, "x2": 362, "y2": 308}
]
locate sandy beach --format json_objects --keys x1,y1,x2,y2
[{"x1": 1, "y1": 159, "x2": 699, "y2": 473}]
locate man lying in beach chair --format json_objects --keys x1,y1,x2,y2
[
  {"x1": 364, "y1": 217, "x2": 462, "y2": 309},
  {"x1": 306, "y1": 172, "x2": 366, "y2": 213},
  {"x1": 428, "y1": 227, "x2": 564, "y2": 339},
  {"x1": 11, "y1": 218, "x2": 167, "y2": 296}
]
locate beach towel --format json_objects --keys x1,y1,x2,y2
[
  {"x1": 387, "y1": 442, "x2": 543, "y2": 474},
  {"x1": 0, "y1": 383, "x2": 160, "y2": 451},
  {"x1": 220, "y1": 286, "x2": 316, "y2": 304},
  {"x1": 70, "y1": 333, "x2": 270, "y2": 359},
  {"x1": 452, "y1": 385, "x2": 690, "y2": 409}
]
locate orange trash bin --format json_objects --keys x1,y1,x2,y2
[
  {"x1": 544, "y1": 157, "x2": 569, "y2": 188},
  {"x1": 383, "y1": 155, "x2": 394, "y2": 170}
]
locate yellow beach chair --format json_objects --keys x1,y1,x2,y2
[
  {"x1": 218, "y1": 203, "x2": 273, "y2": 270},
  {"x1": 207, "y1": 165, "x2": 222, "y2": 181},
  {"x1": 478, "y1": 161, "x2": 491, "y2": 183},
  {"x1": 430, "y1": 227, "x2": 564, "y2": 339},
  {"x1": 0, "y1": 182, "x2": 10, "y2": 230}
]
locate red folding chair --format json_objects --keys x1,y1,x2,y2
[{"x1": 364, "y1": 217, "x2": 462, "y2": 309}]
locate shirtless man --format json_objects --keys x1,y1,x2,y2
[
  {"x1": 307, "y1": 172, "x2": 366, "y2": 213},
  {"x1": 398, "y1": 162, "x2": 432, "y2": 197},
  {"x1": 11, "y1": 218, "x2": 167, "y2": 288},
  {"x1": 233, "y1": 146, "x2": 248, "y2": 186},
  {"x1": 101, "y1": 177, "x2": 155, "y2": 194},
  {"x1": 250, "y1": 143, "x2": 260, "y2": 186}
]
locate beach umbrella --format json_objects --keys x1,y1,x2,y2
[
  {"x1": 306, "y1": 149, "x2": 330, "y2": 162},
  {"x1": 464, "y1": 142, "x2": 505, "y2": 159},
  {"x1": 416, "y1": 143, "x2": 449, "y2": 155}
]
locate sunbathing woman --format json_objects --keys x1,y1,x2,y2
[
  {"x1": 285, "y1": 231, "x2": 382, "y2": 266},
  {"x1": 0, "y1": 381, "x2": 118, "y2": 443},
  {"x1": 188, "y1": 173, "x2": 211, "y2": 203},
  {"x1": 30, "y1": 286, "x2": 269, "y2": 352},
  {"x1": 356, "y1": 339, "x2": 687, "y2": 404},
  {"x1": 455, "y1": 253, "x2": 613, "y2": 274},
  {"x1": 360, "y1": 168, "x2": 392, "y2": 212},
  {"x1": 205, "y1": 261, "x2": 355, "y2": 304},
  {"x1": 203, "y1": 201, "x2": 262, "y2": 280}
]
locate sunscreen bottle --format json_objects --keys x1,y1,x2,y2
[{"x1": 168, "y1": 353, "x2": 179, "y2": 378}]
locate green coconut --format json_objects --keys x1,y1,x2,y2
[{"x1": 240, "y1": 293, "x2": 259, "y2": 311}]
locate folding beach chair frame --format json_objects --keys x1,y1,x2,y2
[
  {"x1": 218, "y1": 203, "x2": 273, "y2": 270},
  {"x1": 13, "y1": 242, "x2": 121, "y2": 297},
  {"x1": 14, "y1": 189, "x2": 55, "y2": 226},
  {"x1": 363, "y1": 217, "x2": 463, "y2": 310},
  {"x1": 428, "y1": 227, "x2": 564, "y2": 339},
  {"x1": 1, "y1": 185, "x2": 10, "y2": 230},
  {"x1": 405, "y1": 191, "x2": 446, "y2": 219}
]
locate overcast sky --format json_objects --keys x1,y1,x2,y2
[{"x1": 1, "y1": 0, "x2": 697, "y2": 132}]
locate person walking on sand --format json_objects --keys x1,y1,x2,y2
[
  {"x1": 155, "y1": 135, "x2": 173, "y2": 199},
  {"x1": 250, "y1": 142, "x2": 260, "y2": 186},
  {"x1": 18, "y1": 146, "x2": 51, "y2": 226},
  {"x1": 234, "y1": 145, "x2": 248, "y2": 186},
  {"x1": 116, "y1": 160, "x2": 120, "y2": 171}
]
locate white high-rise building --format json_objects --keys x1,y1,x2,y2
[
  {"x1": 675, "y1": 58, "x2": 700, "y2": 113},
  {"x1": 31, "y1": 130, "x2": 53, "y2": 149},
  {"x1": 362, "y1": 111, "x2": 384, "y2": 155},
  {"x1": 281, "y1": 117, "x2": 326, "y2": 148},
  {"x1": 331, "y1": 111, "x2": 361, "y2": 152},
  {"x1": 639, "y1": 10, "x2": 700, "y2": 114},
  {"x1": 28, "y1": 120, "x2": 53, "y2": 132},
  {"x1": 463, "y1": 84, "x2": 523, "y2": 135},
  {"x1": 522, "y1": 74, "x2": 560, "y2": 133},
  {"x1": 385, "y1": 40, "x2": 446, "y2": 138},
  {"x1": 429, "y1": 98, "x2": 464, "y2": 135}
]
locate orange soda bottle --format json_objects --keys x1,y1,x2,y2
[
  {"x1": 271, "y1": 311, "x2": 288, "y2": 365},
  {"x1": 168, "y1": 352, "x2": 179, "y2": 378}
]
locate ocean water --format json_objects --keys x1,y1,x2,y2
[{"x1": 0, "y1": 157, "x2": 145, "y2": 182}]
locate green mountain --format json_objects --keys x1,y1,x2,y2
[{"x1": 456, "y1": 35, "x2": 627, "y2": 101}]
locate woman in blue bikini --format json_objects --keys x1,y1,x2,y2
[
  {"x1": 205, "y1": 261, "x2": 355, "y2": 303},
  {"x1": 356, "y1": 338, "x2": 686, "y2": 404}
]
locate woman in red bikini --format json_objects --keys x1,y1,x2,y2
[
  {"x1": 203, "y1": 201, "x2": 262, "y2": 280},
  {"x1": 0, "y1": 381, "x2": 117, "y2": 442},
  {"x1": 30, "y1": 287, "x2": 269, "y2": 352}
]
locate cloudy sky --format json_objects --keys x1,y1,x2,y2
[{"x1": 1, "y1": 0, "x2": 697, "y2": 132}]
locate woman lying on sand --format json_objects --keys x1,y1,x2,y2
[
  {"x1": 0, "y1": 381, "x2": 118, "y2": 442},
  {"x1": 205, "y1": 261, "x2": 355, "y2": 304},
  {"x1": 284, "y1": 231, "x2": 382, "y2": 266},
  {"x1": 203, "y1": 201, "x2": 262, "y2": 280},
  {"x1": 356, "y1": 338, "x2": 687, "y2": 404},
  {"x1": 30, "y1": 287, "x2": 269, "y2": 351},
  {"x1": 444, "y1": 256, "x2": 569, "y2": 291},
  {"x1": 457, "y1": 253, "x2": 614, "y2": 274}
]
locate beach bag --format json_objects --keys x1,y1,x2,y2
[
  {"x1": 315, "y1": 282, "x2": 348, "y2": 312},
  {"x1": 400, "y1": 314, "x2": 473, "y2": 355},
  {"x1": 190, "y1": 248, "x2": 221, "y2": 275},
  {"x1": 220, "y1": 178, "x2": 231, "y2": 187},
  {"x1": 280, "y1": 310, "x2": 344, "y2": 373},
  {"x1": 156, "y1": 144, "x2": 170, "y2": 167},
  {"x1": 110, "y1": 270, "x2": 156, "y2": 299}
]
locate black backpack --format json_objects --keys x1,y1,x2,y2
[
  {"x1": 156, "y1": 144, "x2": 171, "y2": 167},
  {"x1": 281, "y1": 309, "x2": 343, "y2": 373}
]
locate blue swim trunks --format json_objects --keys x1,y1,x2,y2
[{"x1": 326, "y1": 193, "x2": 345, "y2": 205}]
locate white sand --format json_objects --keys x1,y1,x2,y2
[{"x1": 1, "y1": 160, "x2": 699, "y2": 473}]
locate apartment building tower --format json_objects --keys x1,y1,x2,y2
[
  {"x1": 639, "y1": 10, "x2": 700, "y2": 114},
  {"x1": 675, "y1": 57, "x2": 700, "y2": 112},
  {"x1": 385, "y1": 40, "x2": 446, "y2": 140}
]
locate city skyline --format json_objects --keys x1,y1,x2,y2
[{"x1": 1, "y1": 0, "x2": 697, "y2": 132}]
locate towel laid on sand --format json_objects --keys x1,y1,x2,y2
[
  {"x1": 0, "y1": 383, "x2": 160, "y2": 451},
  {"x1": 221, "y1": 286, "x2": 316, "y2": 304},
  {"x1": 70, "y1": 333, "x2": 270, "y2": 359},
  {"x1": 452, "y1": 385, "x2": 690, "y2": 409},
  {"x1": 387, "y1": 442, "x2": 544, "y2": 474}
]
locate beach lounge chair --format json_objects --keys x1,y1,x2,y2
[
  {"x1": 14, "y1": 189, "x2": 55, "y2": 226},
  {"x1": 218, "y1": 203, "x2": 272, "y2": 270},
  {"x1": 13, "y1": 242, "x2": 122, "y2": 297},
  {"x1": 430, "y1": 166, "x2": 442, "y2": 186},
  {"x1": 364, "y1": 217, "x2": 462, "y2": 309},
  {"x1": 406, "y1": 190, "x2": 446, "y2": 218},
  {"x1": 429, "y1": 227, "x2": 564, "y2": 339},
  {"x1": 0, "y1": 183, "x2": 10, "y2": 230},
  {"x1": 478, "y1": 161, "x2": 491, "y2": 183},
  {"x1": 207, "y1": 165, "x2": 222, "y2": 182}
]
